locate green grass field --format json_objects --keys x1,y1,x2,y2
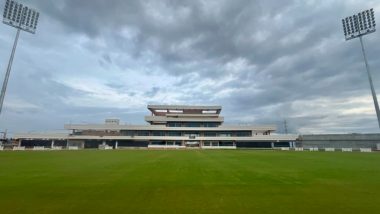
[{"x1": 0, "y1": 150, "x2": 379, "y2": 214}]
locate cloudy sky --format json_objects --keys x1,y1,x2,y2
[{"x1": 0, "y1": 0, "x2": 380, "y2": 135}]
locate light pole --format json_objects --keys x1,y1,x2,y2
[
  {"x1": 342, "y1": 9, "x2": 379, "y2": 128},
  {"x1": 0, "y1": 0, "x2": 39, "y2": 115}
]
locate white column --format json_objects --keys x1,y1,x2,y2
[
  {"x1": 51, "y1": 140, "x2": 55, "y2": 148},
  {"x1": 115, "y1": 141, "x2": 118, "y2": 149},
  {"x1": 271, "y1": 142, "x2": 274, "y2": 148}
]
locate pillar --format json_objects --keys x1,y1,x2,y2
[
  {"x1": 51, "y1": 140, "x2": 55, "y2": 148},
  {"x1": 271, "y1": 142, "x2": 274, "y2": 149},
  {"x1": 115, "y1": 141, "x2": 118, "y2": 149},
  {"x1": 66, "y1": 140, "x2": 69, "y2": 148},
  {"x1": 19, "y1": 139, "x2": 22, "y2": 147}
]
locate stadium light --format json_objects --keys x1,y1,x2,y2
[
  {"x1": 0, "y1": 0, "x2": 39, "y2": 115},
  {"x1": 342, "y1": 9, "x2": 380, "y2": 128}
]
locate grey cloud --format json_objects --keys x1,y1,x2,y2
[
  {"x1": 1, "y1": 0, "x2": 380, "y2": 134},
  {"x1": 144, "y1": 86, "x2": 160, "y2": 97}
]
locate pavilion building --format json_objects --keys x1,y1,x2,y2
[{"x1": 14, "y1": 105, "x2": 298, "y2": 149}]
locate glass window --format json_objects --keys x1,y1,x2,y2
[
  {"x1": 167, "y1": 131, "x2": 182, "y2": 136},
  {"x1": 204, "y1": 122, "x2": 219, "y2": 127},
  {"x1": 167, "y1": 122, "x2": 182, "y2": 127},
  {"x1": 235, "y1": 131, "x2": 252, "y2": 137},
  {"x1": 136, "y1": 130, "x2": 150, "y2": 136},
  {"x1": 152, "y1": 131, "x2": 165, "y2": 136},
  {"x1": 183, "y1": 132, "x2": 200, "y2": 137},
  {"x1": 218, "y1": 132, "x2": 232, "y2": 137},
  {"x1": 204, "y1": 132, "x2": 217, "y2": 137},
  {"x1": 121, "y1": 130, "x2": 134, "y2": 136}
]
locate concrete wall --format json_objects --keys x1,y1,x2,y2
[{"x1": 299, "y1": 134, "x2": 380, "y2": 149}]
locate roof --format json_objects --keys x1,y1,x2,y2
[
  {"x1": 147, "y1": 105, "x2": 222, "y2": 116},
  {"x1": 148, "y1": 105, "x2": 222, "y2": 110}
]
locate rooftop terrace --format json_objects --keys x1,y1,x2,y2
[{"x1": 148, "y1": 105, "x2": 222, "y2": 116}]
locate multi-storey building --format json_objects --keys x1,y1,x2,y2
[{"x1": 14, "y1": 105, "x2": 298, "y2": 149}]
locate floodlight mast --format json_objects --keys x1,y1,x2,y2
[
  {"x1": 342, "y1": 9, "x2": 380, "y2": 128},
  {"x1": 0, "y1": 0, "x2": 39, "y2": 116}
]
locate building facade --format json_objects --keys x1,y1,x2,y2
[{"x1": 14, "y1": 105, "x2": 298, "y2": 149}]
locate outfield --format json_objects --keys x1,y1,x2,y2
[{"x1": 0, "y1": 150, "x2": 379, "y2": 214}]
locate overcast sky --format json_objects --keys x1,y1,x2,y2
[{"x1": 1, "y1": 0, "x2": 380, "y2": 135}]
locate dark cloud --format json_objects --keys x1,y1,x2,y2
[{"x1": 0, "y1": 0, "x2": 379, "y2": 134}]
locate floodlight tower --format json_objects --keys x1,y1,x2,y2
[
  {"x1": 342, "y1": 9, "x2": 379, "y2": 128},
  {"x1": 0, "y1": 0, "x2": 39, "y2": 115}
]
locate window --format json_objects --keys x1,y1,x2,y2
[
  {"x1": 121, "y1": 130, "x2": 134, "y2": 136},
  {"x1": 235, "y1": 131, "x2": 252, "y2": 137},
  {"x1": 204, "y1": 132, "x2": 217, "y2": 137},
  {"x1": 218, "y1": 132, "x2": 232, "y2": 137},
  {"x1": 152, "y1": 131, "x2": 165, "y2": 136},
  {"x1": 136, "y1": 131, "x2": 150, "y2": 136},
  {"x1": 183, "y1": 132, "x2": 200, "y2": 137},
  {"x1": 167, "y1": 122, "x2": 182, "y2": 127},
  {"x1": 167, "y1": 131, "x2": 182, "y2": 136},
  {"x1": 204, "y1": 122, "x2": 219, "y2": 127}
]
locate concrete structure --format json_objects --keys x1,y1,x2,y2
[{"x1": 14, "y1": 105, "x2": 298, "y2": 149}]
